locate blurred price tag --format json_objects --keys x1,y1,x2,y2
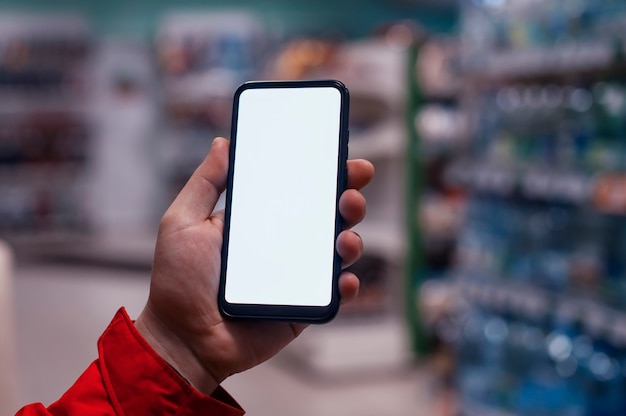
[{"x1": 593, "y1": 173, "x2": 626, "y2": 214}]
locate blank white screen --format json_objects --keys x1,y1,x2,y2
[{"x1": 224, "y1": 86, "x2": 342, "y2": 306}]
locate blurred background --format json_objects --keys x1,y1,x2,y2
[{"x1": 2, "y1": 0, "x2": 626, "y2": 415}]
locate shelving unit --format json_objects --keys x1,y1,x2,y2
[
  {"x1": 155, "y1": 12, "x2": 269, "y2": 208},
  {"x1": 265, "y1": 32, "x2": 415, "y2": 377},
  {"x1": 411, "y1": 1, "x2": 626, "y2": 415},
  {"x1": 332, "y1": 37, "x2": 409, "y2": 322},
  {"x1": 266, "y1": 34, "x2": 411, "y2": 319},
  {"x1": 0, "y1": 15, "x2": 93, "y2": 244}
]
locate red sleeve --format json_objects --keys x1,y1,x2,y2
[{"x1": 16, "y1": 308, "x2": 245, "y2": 416}]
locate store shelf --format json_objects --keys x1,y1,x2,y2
[
  {"x1": 281, "y1": 34, "x2": 410, "y2": 322},
  {"x1": 463, "y1": 40, "x2": 620, "y2": 82},
  {"x1": 0, "y1": 97, "x2": 90, "y2": 115},
  {"x1": 162, "y1": 73, "x2": 236, "y2": 104},
  {"x1": 415, "y1": 3, "x2": 626, "y2": 415},
  {"x1": 0, "y1": 163, "x2": 86, "y2": 184},
  {"x1": 0, "y1": 15, "x2": 93, "y2": 238},
  {"x1": 155, "y1": 11, "x2": 268, "y2": 207},
  {"x1": 331, "y1": 39, "x2": 408, "y2": 109},
  {"x1": 349, "y1": 120, "x2": 405, "y2": 160},
  {"x1": 11, "y1": 232, "x2": 157, "y2": 269},
  {"x1": 455, "y1": 277, "x2": 626, "y2": 330},
  {"x1": 445, "y1": 159, "x2": 592, "y2": 205}
]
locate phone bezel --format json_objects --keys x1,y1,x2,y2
[{"x1": 218, "y1": 79, "x2": 350, "y2": 323}]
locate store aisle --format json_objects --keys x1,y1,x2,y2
[{"x1": 12, "y1": 262, "x2": 435, "y2": 415}]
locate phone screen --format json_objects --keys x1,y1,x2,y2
[{"x1": 220, "y1": 81, "x2": 349, "y2": 320}]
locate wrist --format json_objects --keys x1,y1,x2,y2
[{"x1": 135, "y1": 307, "x2": 220, "y2": 395}]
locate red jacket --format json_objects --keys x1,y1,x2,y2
[{"x1": 16, "y1": 308, "x2": 245, "y2": 415}]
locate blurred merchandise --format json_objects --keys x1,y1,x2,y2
[
  {"x1": 460, "y1": 0, "x2": 626, "y2": 79},
  {"x1": 412, "y1": 1, "x2": 626, "y2": 415},
  {"x1": 0, "y1": 14, "x2": 93, "y2": 241},
  {"x1": 265, "y1": 39, "x2": 338, "y2": 80},
  {"x1": 155, "y1": 13, "x2": 270, "y2": 206}
]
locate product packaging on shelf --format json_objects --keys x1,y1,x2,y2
[
  {"x1": 0, "y1": 15, "x2": 93, "y2": 240},
  {"x1": 414, "y1": 2, "x2": 626, "y2": 415}
]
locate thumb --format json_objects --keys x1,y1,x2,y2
[{"x1": 165, "y1": 137, "x2": 230, "y2": 225}]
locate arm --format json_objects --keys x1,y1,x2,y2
[
  {"x1": 17, "y1": 137, "x2": 374, "y2": 414},
  {"x1": 16, "y1": 308, "x2": 244, "y2": 416}
]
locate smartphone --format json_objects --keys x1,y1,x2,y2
[{"x1": 218, "y1": 80, "x2": 350, "y2": 323}]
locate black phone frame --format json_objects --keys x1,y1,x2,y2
[{"x1": 218, "y1": 79, "x2": 350, "y2": 323}]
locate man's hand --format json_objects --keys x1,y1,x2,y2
[{"x1": 135, "y1": 137, "x2": 374, "y2": 395}]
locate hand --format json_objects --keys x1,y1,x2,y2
[{"x1": 135, "y1": 137, "x2": 374, "y2": 394}]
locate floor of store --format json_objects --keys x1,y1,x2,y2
[{"x1": 11, "y1": 260, "x2": 443, "y2": 415}]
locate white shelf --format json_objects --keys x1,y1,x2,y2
[
  {"x1": 349, "y1": 120, "x2": 405, "y2": 160},
  {"x1": 333, "y1": 39, "x2": 407, "y2": 107},
  {"x1": 463, "y1": 40, "x2": 617, "y2": 81},
  {"x1": 163, "y1": 72, "x2": 238, "y2": 104},
  {"x1": 452, "y1": 277, "x2": 626, "y2": 344},
  {"x1": 11, "y1": 232, "x2": 156, "y2": 269}
]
